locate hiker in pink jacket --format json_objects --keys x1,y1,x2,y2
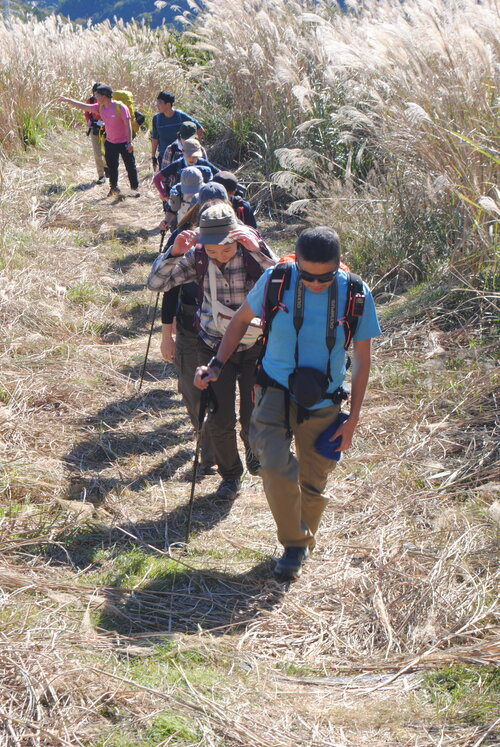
[{"x1": 59, "y1": 85, "x2": 139, "y2": 199}]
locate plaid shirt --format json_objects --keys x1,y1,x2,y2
[{"x1": 147, "y1": 243, "x2": 276, "y2": 350}]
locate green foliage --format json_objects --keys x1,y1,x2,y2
[
  {"x1": 145, "y1": 712, "x2": 198, "y2": 742},
  {"x1": 19, "y1": 110, "x2": 47, "y2": 148},
  {"x1": 67, "y1": 283, "x2": 105, "y2": 306},
  {"x1": 0, "y1": 503, "x2": 24, "y2": 518},
  {"x1": 164, "y1": 29, "x2": 213, "y2": 70},
  {"x1": 93, "y1": 710, "x2": 198, "y2": 746},
  {"x1": 82, "y1": 544, "x2": 184, "y2": 589},
  {"x1": 421, "y1": 665, "x2": 500, "y2": 726}
]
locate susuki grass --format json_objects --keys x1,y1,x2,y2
[
  {"x1": 189, "y1": 0, "x2": 499, "y2": 280},
  {"x1": 0, "y1": 134, "x2": 498, "y2": 744},
  {"x1": 1, "y1": 1, "x2": 497, "y2": 281},
  {"x1": 0, "y1": 4, "x2": 499, "y2": 744},
  {"x1": 0, "y1": 15, "x2": 191, "y2": 151}
]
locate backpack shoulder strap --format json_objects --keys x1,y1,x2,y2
[
  {"x1": 266, "y1": 261, "x2": 293, "y2": 314},
  {"x1": 194, "y1": 244, "x2": 208, "y2": 308},
  {"x1": 241, "y1": 245, "x2": 264, "y2": 283},
  {"x1": 257, "y1": 262, "x2": 293, "y2": 367},
  {"x1": 232, "y1": 196, "x2": 246, "y2": 223},
  {"x1": 343, "y1": 272, "x2": 365, "y2": 350}
]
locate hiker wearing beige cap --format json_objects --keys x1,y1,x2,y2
[
  {"x1": 161, "y1": 121, "x2": 208, "y2": 169},
  {"x1": 153, "y1": 138, "x2": 219, "y2": 203},
  {"x1": 147, "y1": 202, "x2": 277, "y2": 500}
]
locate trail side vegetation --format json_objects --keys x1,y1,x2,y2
[{"x1": 0, "y1": 0, "x2": 498, "y2": 744}]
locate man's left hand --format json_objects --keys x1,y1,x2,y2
[{"x1": 329, "y1": 416, "x2": 358, "y2": 452}]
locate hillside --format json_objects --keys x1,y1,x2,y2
[
  {"x1": 0, "y1": 130, "x2": 498, "y2": 745},
  {"x1": 6, "y1": 0, "x2": 191, "y2": 27}
]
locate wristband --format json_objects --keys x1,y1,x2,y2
[{"x1": 208, "y1": 356, "x2": 224, "y2": 371}]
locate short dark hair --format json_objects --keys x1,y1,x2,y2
[
  {"x1": 157, "y1": 91, "x2": 175, "y2": 104},
  {"x1": 213, "y1": 171, "x2": 238, "y2": 194},
  {"x1": 95, "y1": 85, "x2": 112, "y2": 98},
  {"x1": 296, "y1": 226, "x2": 340, "y2": 264},
  {"x1": 92, "y1": 81, "x2": 103, "y2": 93}
]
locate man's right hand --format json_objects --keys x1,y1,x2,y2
[
  {"x1": 194, "y1": 365, "x2": 220, "y2": 389},
  {"x1": 152, "y1": 156, "x2": 158, "y2": 171}
]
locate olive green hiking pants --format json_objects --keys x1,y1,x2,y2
[{"x1": 90, "y1": 131, "x2": 106, "y2": 179}]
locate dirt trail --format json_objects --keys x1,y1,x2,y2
[{"x1": 3, "y1": 134, "x2": 498, "y2": 746}]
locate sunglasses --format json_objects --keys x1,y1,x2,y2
[{"x1": 297, "y1": 265, "x2": 337, "y2": 284}]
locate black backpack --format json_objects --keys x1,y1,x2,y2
[{"x1": 259, "y1": 260, "x2": 366, "y2": 361}]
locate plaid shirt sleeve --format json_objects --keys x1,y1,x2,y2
[{"x1": 147, "y1": 249, "x2": 197, "y2": 292}]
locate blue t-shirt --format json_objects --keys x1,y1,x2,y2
[
  {"x1": 247, "y1": 265, "x2": 382, "y2": 409},
  {"x1": 151, "y1": 110, "x2": 202, "y2": 157}
]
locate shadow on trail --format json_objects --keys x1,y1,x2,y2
[
  {"x1": 63, "y1": 388, "x2": 192, "y2": 506},
  {"x1": 111, "y1": 281, "x2": 147, "y2": 294},
  {"x1": 110, "y1": 302, "x2": 161, "y2": 340},
  {"x1": 118, "y1": 354, "x2": 167, "y2": 382},
  {"x1": 97, "y1": 558, "x2": 283, "y2": 636},
  {"x1": 74, "y1": 181, "x2": 99, "y2": 192},
  {"x1": 42, "y1": 487, "x2": 262, "y2": 636},
  {"x1": 44, "y1": 500, "x2": 282, "y2": 636},
  {"x1": 49, "y1": 488, "x2": 233, "y2": 568},
  {"x1": 110, "y1": 248, "x2": 159, "y2": 275}
]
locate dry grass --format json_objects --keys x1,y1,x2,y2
[
  {"x1": 189, "y1": 0, "x2": 499, "y2": 275},
  {"x1": 0, "y1": 134, "x2": 499, "y2": 744},
  {"x1": 0, "y1": 15, "x2": 190, "y2": 151}
]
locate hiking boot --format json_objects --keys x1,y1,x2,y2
[
  {"x1": 107, "y1": 187, "x2": 122, "y2": 199},
  {"x1": 130, "y1": 190, "x2": 141, "y2": 198},
  {"x1": 274, "y1": 546, "x2": 309, "y2": 580},
  {"x1": 245, "y1": 448, "x2": 261, "y2": 476},
  {"x1": 200, "y1": 463, "x2": 216, "y2": 476},
  {"x1": 96, "y1": 175, "x2": 106, "y2": 184},
  {"x1": 215, "y1": 478, "x2": 241, "y2": 500}
]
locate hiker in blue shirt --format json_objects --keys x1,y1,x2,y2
[
  {"x1": 151, "y1": 91, "x2": 204, "y2": 168},
  {"x1": 194, "y1": 226, "x2": 381, "y2": 580}
]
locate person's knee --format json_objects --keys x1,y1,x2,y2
[
  {"x1": 251, "y1": 429, "x2": 291, "y2": 471},
  {"x1": 210, "y1": 414, "x2": 237, "y2": 437}
]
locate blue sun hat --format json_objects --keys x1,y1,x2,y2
[{"x1": 314, "y1": 411, "x2": 349, "y2": 461}]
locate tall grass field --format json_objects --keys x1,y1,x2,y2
[{"x1": 0, "y1": 0, "x2": 498, "y2": 744}]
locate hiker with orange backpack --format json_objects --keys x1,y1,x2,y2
[
  {"x1": 59, "y1": 85, "x2": 140, "y2": 199},
  {"x1": 194, "y1": 226, "x2": 381, "y2": 580}
]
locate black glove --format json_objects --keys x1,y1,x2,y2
[{"x1": 152, "y1": 156, "x2": 158, "y2": 171}]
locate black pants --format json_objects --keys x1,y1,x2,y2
[
  {"x1": 197, "y1": 338, "x2": 261, "y2": 481},
  {"x1": 104, "y1": 141, "x2": 139, "y2": 190}
]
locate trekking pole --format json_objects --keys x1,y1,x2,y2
[
  {"x1": 185, "y1": 383, "x2": 217, "y2": 544},
  {"x1": 138, "y1": 231, "x2": 166, "y2": 391}
]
